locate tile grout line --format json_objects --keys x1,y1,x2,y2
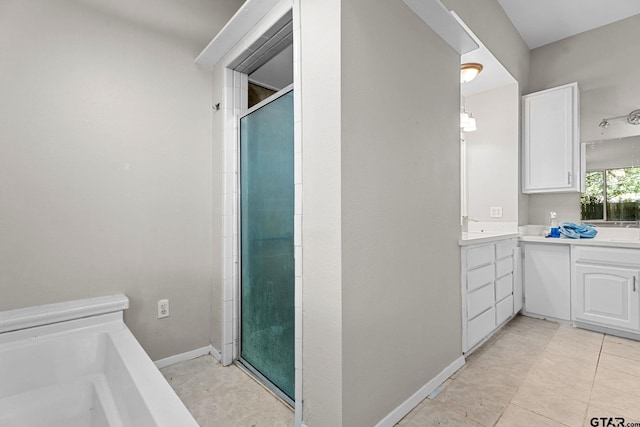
[
  {"x1": 492, "y1": 322, "x2": 563, "y2": 426},
  {"x1": 582, "y1": 332, "x2": 605, "y2": 427},
  {"x1": 481, "y1": 320, "x2": 560, "y2": 426}
]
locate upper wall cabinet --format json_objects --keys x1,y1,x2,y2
[{"x1": 522, "y1": 82, "x2": 582, "y2": 193}]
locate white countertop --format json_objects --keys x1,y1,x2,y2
[
  {"x1": 520, "y1": 235, "x2": 640, "y2": 249},
  {"x1": 459, "y1": 226, "x2": 640, "y2": 249},
  {"x1": 459, "y1": 231, "x2": 521, "y2": 246}
]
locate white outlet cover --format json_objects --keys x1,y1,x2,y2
[
  {"x1": 490, "y1": 207, "x2": 503, "y2": 218},
  {"x1": 158, "y1": 299, "x2": 169, "y2": 319}
]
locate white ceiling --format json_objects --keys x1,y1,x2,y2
[{"x1": 497, "y1": 0, "x2": 640, "y2": 49}]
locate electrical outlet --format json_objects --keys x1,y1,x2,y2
[
  {"x1": 490, "y1": 206, "x2": 503, "y2": 218},
  {"x1": 158, "y1": 299, "x2": 169, "y2": 319}
]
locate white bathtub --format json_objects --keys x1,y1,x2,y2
[{"x1": 0, "y1": 295, "x2": 198, "y2": 427}]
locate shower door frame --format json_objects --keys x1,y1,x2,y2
[
  {"x1": 216, "y1": 0, "x2": 302, "y2": 423},
  {"x1": 237, "y1": 84, "x2": 295, "y2": 406}
]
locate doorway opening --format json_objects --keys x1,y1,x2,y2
[{"x1": 228, "y1": 10, "x2": 295, "y2": 406}]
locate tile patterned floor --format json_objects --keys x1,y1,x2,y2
[
  {"x1": 160, "y1": 355, "x2": 294, "y2": 426},
  {"x1": 162, "y1": 315, "x2": 640, "y2": 427},
  {"x1": 398, "y1": 315, "x2": 640, "y2": 427}
]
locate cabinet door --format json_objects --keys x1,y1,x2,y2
[
  {"x1": 467, "y1": 307, "x2": 496, "y2": 350},
  {"x1": 574, "y1": 264, "x2": 640, "y2": 332},
  {"x1": 524, "y1": 244, "x2": 571, "y2": 320},
  {"x1": 522, "y1": 82, "x2": 580, "y2": 193}
]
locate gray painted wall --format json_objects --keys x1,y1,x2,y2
[
  {"x1": 210, "y1": 62, "x2": 226, "y2": 355},
  {"x1": 0, "y1": 0, "x2": 242, "y2": 360},
  {"x1": 527, "y1": 14, "x2": 640, "y2": 225},
  {"x1": 299, "y1": 1, "x2": 529, "y2": 425},
  {"x1": 340, "y1": 1, "x2": 461, "y2": 425},
  {"x1": 300, "y1": 0, "x2": 462, "y2": 425}
]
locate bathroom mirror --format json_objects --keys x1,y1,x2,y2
[
  {"x1": 581, "y1": 135, "x2": 640, "y2": 222},
  {"x1": 457, "y1": 13, "x2": 519, "y2": 236}
]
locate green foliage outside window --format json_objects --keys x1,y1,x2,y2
[
  {"x1": 581, "y1": 167, "x2": 640, "y2": 221},
  {"x1": 581, "y1": 171, "x2": 604, "y2": 220}
]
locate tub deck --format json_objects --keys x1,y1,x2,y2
[{"x1": 0, "y1": 295, "x2": 198, "y2": 427}]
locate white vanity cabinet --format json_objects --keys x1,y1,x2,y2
[
  {"x1": 522, "y1": 82, "x2": 581, "y2": 193},
  {"x1": 462, "y1": 238, "x2": 519, "y2": 352},
  {"x1": 572, "y1": 247, "x2": 640, "y2": 333},
  {"x1": 523, "y1": 243, "x2": 571, "y2": 321}
]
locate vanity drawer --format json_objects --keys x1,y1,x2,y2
[
  {"x1": 496, "y1": 295, "x2": 514, "y2": 325},
  {"x1": 574, "y1": 246, "x2": 640, "y2": 267},
  {"x1": 467, "y1": 284, "x2": 494, "y2": 319},
  {"x1": 467, "y1": 244, "x2": 494, "y2": 269},
  {"x1": 495, "y1": 274, "x2": 513, "y2": 301},
  {"x1": 496, "y1": 239, "x2": 515, "y2": 259},
  {"x1": 496, "y1": 257, "x2": 513, "y2": 278},
  {"x1": 467, "y1": 264, "x2": 495, "y2": 292},
  {"x1": 467, "y1": 307, "x2": 496, "y2": 349}
]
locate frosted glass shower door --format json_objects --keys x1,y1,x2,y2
[{"x1": 239, "y1": 89, "x2": 294, "y2": 401}]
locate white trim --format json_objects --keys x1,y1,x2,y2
[
  {"x1": 0, "y1": 294, "x2": 129, "y2": 333},
  {"x1": 291, "y1": 1, "x2": 303, "y2": 423},
  {"x1": 241, "y1": 83, "x2": 294, "y2": 118},
  {"x1": 215, "y1": 1, "x2": 303, "y2": 424},
  {"x1": 210, "y1": 346, "x2": 223, "y2": 362},
  {"x1": 402, "y1": 0, "x2": 478, "y2": 54},
  {"x1": 195, "y1": 0, "x2": 283, "y2": 67},
  {"x1": 154, "y1": 345, "x2": 215, "y2": 369},
  {"x1": 219, "y1": 0, "x2": 294, "y2": 370},
  {"x1": 248, "y1": 78, "x2": 284, "y2": 92},
  {"x1": 373, "y1": 356, "x2": 466, "y2": 427}
]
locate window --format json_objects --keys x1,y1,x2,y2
[{"x1": 581, "y1": 167, "x2": 640, "y2": 221}]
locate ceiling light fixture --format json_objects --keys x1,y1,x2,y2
[{"x1": 460, "y1": 63, "x2": 483, "y2": 83}]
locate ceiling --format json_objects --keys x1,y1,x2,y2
[
  {"x1": 496, "y1": 0, "x2": 640, "y2": 49},
  {"x1": 458, "y1": 2, "x2": 640, "y2": 96}
]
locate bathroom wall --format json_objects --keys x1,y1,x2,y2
[
  {"x1": 0, "y1": 0, "x2": 243, "y2": 360},
  {"x1": 300, "y1": 0, "x2": 344, "y2": 424},
  {"x1": 442, "y1": 0, "x2": 531, "y2": 226},
  {"x1": 340, "y1": 0, "x2": 462, "y2": 425},
  {"x1": 464, "y1": 83, "x2": 519, "y2": 225},
  {"x1": 299, "y1": 0, "x2": 461, "y2": 425},
  {"x1": 527, "y1": 14, "x2": 640, "y2": 225}
]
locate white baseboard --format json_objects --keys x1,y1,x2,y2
[
  {"x1": 374, "y1": 356, "x2": 466, "y2": 427},
  {"x1": 210, "y1": 346, "x2": 222, "y2": 362},
  {"x1": 154, "y1": 345, "x2": 215, "y2": 369}
]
